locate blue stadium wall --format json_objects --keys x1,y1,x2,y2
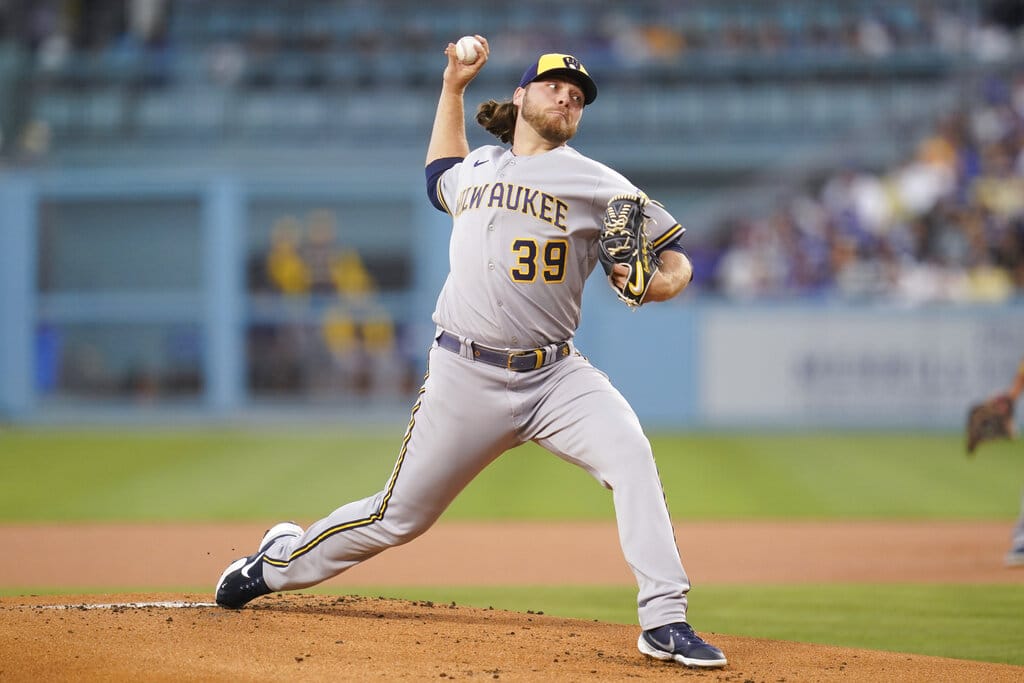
[{"x1": 2, "y1": 167, "x2": 1021, "y2": 430}]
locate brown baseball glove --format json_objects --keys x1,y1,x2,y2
[{"x1": 966, "y1": 394, "x2": 1016, "y2": 456}]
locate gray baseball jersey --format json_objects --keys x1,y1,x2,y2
[
  {"x1": 433, "y1": 144, "x2": 685, "y2": 348},
  {"x1": 257, "y1": 146, "x2": 693, "y2": 630}
]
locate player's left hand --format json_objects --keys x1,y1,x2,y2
[{"x1": 598, "y1": 193, "x2": 660, "y2": 308}]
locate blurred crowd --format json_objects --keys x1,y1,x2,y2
[
  {"x1": 1, "y1": 0, "x2": 1021, "y2": 88},
  {"x1": 2, "y1": 1, "x2": 1023, "y2": 307},
  {"x1": 246, "y1": 209, "x2": 418, "y2": 398},
  {"x1": 703, "y1": 69, "x2": 1024, "y2": 304},
  {"x1": 1, "y1": 0, "x2": 168, "y2": 59}
]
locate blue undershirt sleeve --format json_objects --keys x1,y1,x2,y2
[
  {"x1": 425, "y1": 157, "x2": 464, "y2": 213},
  {"x1": 658, "y1": 237, "x2": 686, "y2": 255}
]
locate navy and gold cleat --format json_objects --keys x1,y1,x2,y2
[
  {"x1": 215, "y1": 522, "x2": 303, "y2": 609},
  {"x1": 638, "y1": 621, "x2": 727, "y2": 668}
]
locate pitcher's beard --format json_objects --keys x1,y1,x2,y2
[{"x1": 520, "y1": 100, "x2": 577, "y2": 145}]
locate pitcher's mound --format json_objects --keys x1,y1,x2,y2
[{"x1": 2, "y1": 593, "x2": 1022, "y2": 682}]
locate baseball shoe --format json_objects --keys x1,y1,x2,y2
[
  {"x1": 215, "y1": 522, "x2": 303, "y2": 609},
  {"x1": 638, "y1": 622, "x2": 727, "y2": 669},
  {"x1": 1006, "y1": 544, "x2": 1024, "y2": 568}
]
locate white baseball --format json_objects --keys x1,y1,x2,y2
[{"x1": 455, "y1": 36, "x2": 481, "y2": 65}]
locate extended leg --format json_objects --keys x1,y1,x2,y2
[{"x1": 263, "y1": 347, "x2": 519, "y2": 590}]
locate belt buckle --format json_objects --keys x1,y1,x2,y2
[{"x1": 509, "y1": 349, "x2": 544, "y2": 371}]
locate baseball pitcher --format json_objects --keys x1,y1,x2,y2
[{"x1": 215, "y1": 36, "x2": 726, "y2": 669}]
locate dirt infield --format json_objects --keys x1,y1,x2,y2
[{"x1": 1, "y1": 520, "x2": 1023, "y2": 681}]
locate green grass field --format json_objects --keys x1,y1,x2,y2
[
  {"x1": 1, "y1": 427, "x2": 1022, "y2": 665},
  {"x1": 2, "y1": 428, "x2": 1020, "y2": 522}
]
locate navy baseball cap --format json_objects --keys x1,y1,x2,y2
[{"x1": 518, "y1": 53, "x2": 597, "y2": 105}]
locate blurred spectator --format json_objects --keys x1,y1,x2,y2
[{"x1": 266, "y1": 216, "x2": 310, "y2": 295}]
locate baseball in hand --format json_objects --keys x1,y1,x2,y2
[{"x1": 455, "y1": 36, "x2": 482, "y2": 64}]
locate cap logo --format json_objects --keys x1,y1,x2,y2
[{"x1": 521, "y1": 53, "x2": 597, "y2": 104}]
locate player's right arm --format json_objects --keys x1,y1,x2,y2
[{"x1": 425, "y1": 35, "x2": 489, "y2": 166}]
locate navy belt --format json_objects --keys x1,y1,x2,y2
[{"x1": 437, "y1": 331, "x2": 572, "y2": 372}]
